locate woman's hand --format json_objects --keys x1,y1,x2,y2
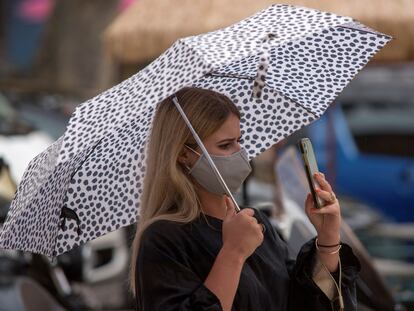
[
  {"x1": 205, "y1": 197, "x2": 263, "y2": 311},
  {"x1": 305, "y1": 172, "x2": 341, "y2": 245},
  {"x1": 221, "y1": 196, "x2": 264, "y2": 261}
]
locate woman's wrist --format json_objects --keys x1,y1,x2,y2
[
  {"x1": 316, "y1": 233, "x2": 340, "y2": 246},
  {"x1": 220, "y1": 245, "x2": 246, "y2": 266},
  {"x1": 315, "y1": 238, "x2": 342, "y2": 255}
]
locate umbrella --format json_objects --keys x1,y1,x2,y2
[{"x1": 0, "y1": 4, "x2": 391, "y2": 257}]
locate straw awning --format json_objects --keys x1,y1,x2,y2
[{"x1": 104, "y1": 0, "x2": 414, "y2": 64}]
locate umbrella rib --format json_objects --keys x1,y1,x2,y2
[
  {"x1": 207, "y1": 72, "x2": 255, "y2": 80},
  {"x1": 337, "y1": 25, "x2": 392, "y2": 39},
  {"x1": 69, "y1": 137, "x2": 105, "y2": 180},
  {"x1": 266, "y1": 87, "x2": 320, "y2": 119}
]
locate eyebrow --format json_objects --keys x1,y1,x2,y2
[{"x1": 217, "y1": 136, "x2": 242, "y2": 144}]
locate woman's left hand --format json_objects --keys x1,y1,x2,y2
[{"x1": 304, "y1": 172, "x2": 341, "y2": 245}]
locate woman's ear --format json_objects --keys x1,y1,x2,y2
[{"x1": 177, "y1": 147, "x2": 190, "y2": 165}]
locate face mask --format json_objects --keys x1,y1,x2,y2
[{"x1": 185, "y1": 145, "x2": 252, "y2": 195}]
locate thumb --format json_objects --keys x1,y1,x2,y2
[
  {"x1": 304, "y1": 193, "x2": 314, "y2": 217},
  {"x1": 225, "y1": 196, "x2": 236, "y2": 219}
]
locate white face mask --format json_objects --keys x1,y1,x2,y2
[{"x1": 185, "y1": 145, "x2": 252, "y2": 195}]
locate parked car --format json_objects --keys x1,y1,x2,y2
[
  {"x1": 0, "y1": 93, "x2": 70, "y2": 182},
  {"x1": 305, "y1": 64, "x2": 414, "y2": 222}
]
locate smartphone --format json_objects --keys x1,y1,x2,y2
[{"x1": 297, "y1": 138, "x2": 325, "y2": 208}]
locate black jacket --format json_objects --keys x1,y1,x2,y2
[{"x1": 135, "y1": 208, "x2": 360, "y2": 310}]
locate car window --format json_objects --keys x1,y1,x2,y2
[
  {"x1": 0, "y1": 93, "x2": 73, "y2": 138},
  {"x1": 0, "y1": 96, "x2": 34, "y2": 135},
  {"x1": 342, "y1": 101, "x2": 414, "y2": 158}
]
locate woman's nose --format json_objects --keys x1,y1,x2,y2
[{"x1": 235, "y1": 142, "x2": 242, "y2": 152}]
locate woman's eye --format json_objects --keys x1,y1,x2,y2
[
  {"x1": 219, "y1": 144, "x2": 231, "y2": 149},
  {"x1": 219, "y1": 139, "x2": 242, "y2": 149}
]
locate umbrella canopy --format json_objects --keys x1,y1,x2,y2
[
  {"x1": 0, "y1": 4, "x2": 391, "y2": 257},
  {"x1": 104, "y1": 0, "x2": 409, "y2": 64}
]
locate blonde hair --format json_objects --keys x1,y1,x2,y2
[{"x1": 130, "y1": 87, "x2": 240, "y2": 294}]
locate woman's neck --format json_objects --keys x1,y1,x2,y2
[{"x1": 196, "y1": 187, "x2": 227, "y2": 220}]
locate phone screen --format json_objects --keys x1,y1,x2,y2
[{"x1": 298, "y1": 138, "x2": 325, "y2": 208}]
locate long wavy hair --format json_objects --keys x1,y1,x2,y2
[{"x1": 129, "y1": 87, "x2": 240, "y2": 294}]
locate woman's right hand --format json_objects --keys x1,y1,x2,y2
[{"x1": 221, "y1": 196, "x2": 264, "y2": 261}]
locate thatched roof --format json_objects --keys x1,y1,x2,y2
[{"x1": 104, "y1": 0, "x2": 414, "y2": 64}]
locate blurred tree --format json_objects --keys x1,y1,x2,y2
[
  {"x1": 0, "y1": 1, "x2": 10, "y2": 76},
  {"x1": 33, "y1": 0, "x2": 119, "y2": 98}
]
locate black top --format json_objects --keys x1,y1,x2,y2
[{"x1": 135, "y1": 208, "x2": 360, "y2": 310}]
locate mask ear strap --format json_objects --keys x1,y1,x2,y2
[
  {"x1": 184, "y1": 144, "x2": 201, "y2": 157},
  {"x1": 172, "y1": 95, "x2": 241, "y2": 213}
]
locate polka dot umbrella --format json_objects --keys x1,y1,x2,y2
[{"x1": 0, "y1": 4, "x2": 391, "y2": 257}]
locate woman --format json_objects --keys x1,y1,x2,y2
[{"x1": 131, "y1": 87, "x2": 360, "y2": 310}]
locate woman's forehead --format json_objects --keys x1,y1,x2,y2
[{"x1": 209, "y1": 114, "x2": 241, "y2": 141}]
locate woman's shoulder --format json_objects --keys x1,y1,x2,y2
[
  {"x1": 141, "y1": 219, "x2": 191, "y2": 245},
  {"x1": 137, "y1": 219, "x2": 196, "y2": 264}
]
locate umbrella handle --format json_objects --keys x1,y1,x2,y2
[{"x1": 172, "y1": 96, "x2": 241, "y2": 213}]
